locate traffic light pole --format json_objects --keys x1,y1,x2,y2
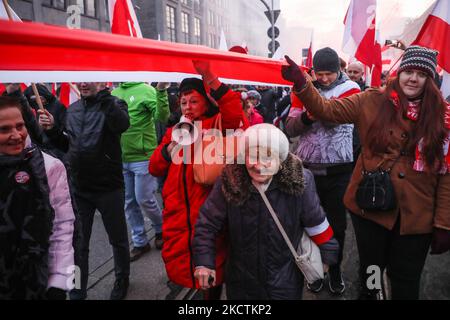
[{"x1": 259, "y1": 0, "x2": 275, "y2": 57}]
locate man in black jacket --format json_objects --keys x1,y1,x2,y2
[{"x1": 39, "y1": 82, "x2": 131, "y2": 300}]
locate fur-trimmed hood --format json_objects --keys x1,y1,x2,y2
[{"x1": 221, "y1": 153, "x2": 305, "y2": 206}]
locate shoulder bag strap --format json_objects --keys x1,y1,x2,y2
[{"x1": 255, "y1": 184, "x2": 300, "y2": 260}]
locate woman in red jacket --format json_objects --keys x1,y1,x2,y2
[{"x1": 149, "y1": 61, "x2": 249, "y2": 299}]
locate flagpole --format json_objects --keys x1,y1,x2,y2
[{"x1": 2, "y1": 0, "x2": 44, "y2": 111}]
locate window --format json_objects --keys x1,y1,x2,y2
[
  {"x1": 166, "y1": 5, "x2": 176, "y2": 42},
  {"x1": 75, "y1": 0, "x2": 84, "y2": 14},
  {"x1": 104, "y1": 0, "x2": 110, "y2": 21},
  {"x1": 181, "y1": 12, "x2": 190, "y2": 44},
  {"x1": 85, "y1": 0, "x2": 96, "y2": 17},
  {"x1": 208, "y1": 10, "x2": 213, "y2": 26},
  {"x1": 54, "y1": 0, "x2": 66, "y2": 9},
  {"x1": 75, "y1": 0, "x2": 96, "y2": 16},
  {"x1": 194, "y1": 18, "x2": 201, "y2": 44}
]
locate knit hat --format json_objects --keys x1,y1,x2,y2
[
  {"x1": 239, "y1": 124, "x2": 289, "y2": 162},
  {"x1": 179, "y1": 78, "x2": 218, "y2": 116},
  {"x1": 179, "y1": 78, "x2": 210, "y2": 101},
  {"x1": 247, "y1": 90, "x2": 262, "y2": 101},
  {"x1": 313, "y1": 47, "x2": 340, "y2": 73},
  {"x1": 398, "y1": 45, "x2": 438, "y2": 78}
]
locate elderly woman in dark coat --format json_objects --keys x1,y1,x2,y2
[{"x1": 193, "y1": 124, "x2": 339, "y2": 300}]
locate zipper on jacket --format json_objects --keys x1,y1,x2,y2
[
  {"x1": 77, "y1": 99, "x2": 88, "y2": 163},
  {"x1": 182, "y1": 163, "x2": 196, "y2": 288}
]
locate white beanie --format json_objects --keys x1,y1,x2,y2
[{"x1": 239, "y1": 124, "x2": 289, "y2": 162}]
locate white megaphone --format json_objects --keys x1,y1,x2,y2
[{"x1": 171, "y1": 115, "x2": 200, "y2": 146}]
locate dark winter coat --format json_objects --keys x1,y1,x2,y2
[
  {"x1": 0, "y1": 147, "x2": 54, "y2": 299},
  {"x1": 46, "y1": 89, "x2": 129, "y2": 192},
  {"x1": 193, "y1": 154, "x2": 338, "y2": 300}
]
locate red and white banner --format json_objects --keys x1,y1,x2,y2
[
  {"x1": 0, "y1": 20, "x2": 291, "y2": 86},
  {"x1": 108, "y1": 0, "x2": 142, "y2": 38},
  {"x1": 413, "y1": 0, "x2": 449, "y2": 98},
  {"x1": 343, "y1": 0, "x2": 382, "y2": 87}
]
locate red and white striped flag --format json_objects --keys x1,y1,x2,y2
[
  {"x1": 413, "y1": 0, "x2": 450, "y2": 98},
  {"x1": 59, "y1": 83, "x2": 80, "y2": 108},
  {"x1": 108, "y1": 0, "x2": 142, "y2": 38},
  {"x1": 343, "y1": 0, "x2": 382, "y2": 87},
  {"x1": 0, "y1": 20, "x2": 291, "y2": 87}
]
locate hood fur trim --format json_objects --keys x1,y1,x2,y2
[{"x1": 221, "y1": 153, "x2": 305, "y2": 206}]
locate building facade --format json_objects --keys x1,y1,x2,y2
[
  {"x1": 9, "y1": 0, "x2": 272, "y2": 57},
  {"x1": 9, "y1": 0, "x2": 110, "y2": 32}
]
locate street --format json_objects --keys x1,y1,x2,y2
[{"x1": 86, "y1": 195, "x2": 450, "y2": 300}]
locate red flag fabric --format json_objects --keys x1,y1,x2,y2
[
  {"x1": 59, "y1": 83, "x2": 80, "y2": 108},
  {"x1": 0, "y1": 83, "x2": 5, "y2": 95},
  {"x1": 343, "y1": 0, "x2": 381, "y2": 86},
  {"x1": 412, "y1": 0, "x2": 450, "y2": 98},
  {"x1": 0, "y1": 20, "x2": 291, "y2": 86},
  {"x1": 51, "y1": 82, "x2": 57, "y2": 96},
  {"x1": 305, "y1": 41, "x2": 313, "y2": 69},
  {"x1": 109, "y1": 0, "x2": 142, "y2": 38},
  {"x1": 413, "y1": 0, "x2": 450, "y2": 73}
]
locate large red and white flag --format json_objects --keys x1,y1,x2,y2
[
  {"x1": 413, "y1": 0, "x2": 450, "y2": 98},
  {"x1": 108, "y1": 0, "x2": 142, "y2": 38},
  {"x1": 0, "y1": 20, "x2": 291, "y2": 86},
  {"x1": 343, "y1": 0, "x2": 382, "y2": 86}
]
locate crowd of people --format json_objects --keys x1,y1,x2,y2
[{"x1": 0, "y1": 44, "x2": 449, "y2": 300}]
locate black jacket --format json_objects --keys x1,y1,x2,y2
[
  {"x1": 0, "y1": 147, "x2": 54, "y2": 299},
  {"x1": 46, "y1": 89, "x2": 129, "y2": 192},
  {"x1": 193, "y1": 154, "x2": 339, "y2": 300}
]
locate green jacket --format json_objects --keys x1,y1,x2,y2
[{"x1": 112, "y1": 82, "x2": 170, "y2": 163}]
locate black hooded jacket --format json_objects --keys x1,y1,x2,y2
[
  {"x1": 46, "y1": 89, "x2": 129, "y2": 192},
  {"x1": 23, "y1": 84, "x2": 67, "y2": 132}
]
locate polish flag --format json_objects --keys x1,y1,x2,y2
[
  {"x1": 0, "y1": 20, "x2": 292, "y2": 87},
  {"x1": 108, "y1": 0, "x2": 142, "y2": 38},
  {"x1": 343, "y1": 0, "x2": 382, "y2": 87},
  {"x1": 59, "y1": 83, "x2": 80, "y2": 108},
  {"x1": 412, "y1": 0, "x2": 450, "y2": 98}
]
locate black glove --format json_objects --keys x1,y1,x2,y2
[
  {"x1": 430, "y1": 228, "x2": 450, "y2": 255},
  {"x1": 46, "y1": 287, "x2": 67, "y2": 300},
  {"x1": 281, "y1": 55, "x2": 307, "y2": 91}
]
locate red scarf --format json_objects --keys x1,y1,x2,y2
[{"x1": 389, "y1": 90, "x2": 450, "y2": 174}]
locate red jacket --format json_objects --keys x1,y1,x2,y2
[
  {"x1": 247, "y1": 107, "x2": 264, "y2": 126},
  {"x1": 150, "y1": 86, "x2": 249, "y2": 288}
]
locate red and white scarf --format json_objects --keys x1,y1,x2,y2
[{"x1": 390, "y1": 90, "x2": 450, "y2": 174}]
